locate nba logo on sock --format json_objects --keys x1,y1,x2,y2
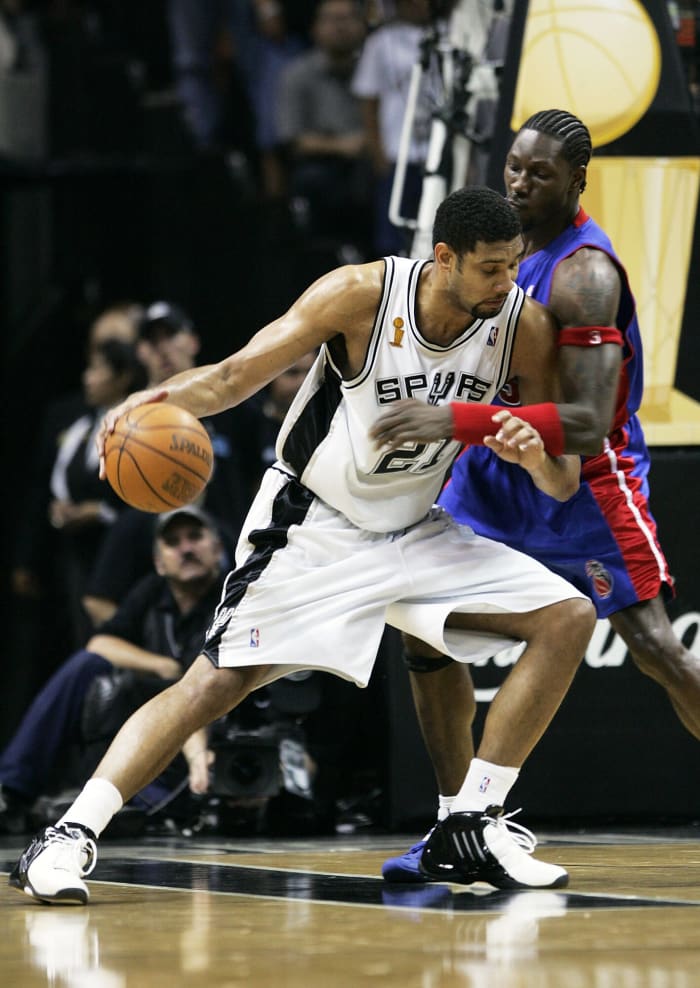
[
  {"x1": 250, "y1": 628, "x2": 260, "y2": 647},
  {"x1": 479, "y1": 776, "x2": 491, "y2": 793}
]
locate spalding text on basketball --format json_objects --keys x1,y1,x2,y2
[{"x1": 169, "y1": 434, "x2": 213, "y2": 469}]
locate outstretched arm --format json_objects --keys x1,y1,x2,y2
[{"x1": 96, "y1": 262, "x2": 385, "y2": 477}]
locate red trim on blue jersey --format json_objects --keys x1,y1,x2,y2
[
  {"x1": 582, "y1": 429, "x2": 674, "y2": 601},
  {"x1": 573, "y1": 206, "x2": 589, "y2": 227}
]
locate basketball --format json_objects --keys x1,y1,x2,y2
[
  {"x1": 512, "y1": 0, "x2": 661, "y2": 147},
  {"x1": 104, "y1": 403, "x2": 214, "y2": 512}
]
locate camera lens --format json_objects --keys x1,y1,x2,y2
[{"x1": 228, "y1": 751, "x2": 263, "y2": 786}]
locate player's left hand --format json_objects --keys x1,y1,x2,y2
[
  {"x1": 485, "y1": 409, "x2": 547, "y2": 469},
  {"x1": 370, "y1": 398, "x2": 453, "y2": 449}
]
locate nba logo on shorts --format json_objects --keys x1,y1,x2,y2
[
  {"x1": 250, "y1": 628, "x2": 260, "y2": 648},
  {"x1": 479, "y1": 776, "x2": 491, "y2": 793}
]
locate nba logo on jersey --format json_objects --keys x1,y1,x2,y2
[
  {"x1": 487, "y1": 326, "x2": 499, "y2": 347},
  {"x1": 250, "y1": 628, "x2": 260, "y2": 647},
  {"x1": 479, "y1": 775, "x2": 491, "y2": 793}
]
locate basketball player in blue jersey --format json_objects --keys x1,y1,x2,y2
[
  {"x1": 372, "y1": 109, "x2": 700, "y2": 882},
  {"x1": 9, "y1": 185, "x2": 597, "y2": 903}
]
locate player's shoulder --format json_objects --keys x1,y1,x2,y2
[
  {"x1": 552, "y1": 244, "x2": 619, "y2": 286},
  {"x1": 295, "y1": 260, "x2": 386, "y2": 343},
  {"x1": 520, "y1": 293, "x2": 559, "y2": 331},
  {"x1": 319, "y1": 258, "x2": 387, "y2": 307}
]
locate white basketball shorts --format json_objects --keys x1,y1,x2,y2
[{"x1": 203, "y1": 467, "x2": 588, "y2": 687}]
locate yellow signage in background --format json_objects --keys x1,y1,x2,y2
[
  {"x1": 512, "y1": 0, "x2": 661, "y2": 145},
  {"x1": 511, "y1": 0, "x2": 700, "y2": 444},
  {"x1": 585, "y1": 157, "x2": 700, "y2": 444}
]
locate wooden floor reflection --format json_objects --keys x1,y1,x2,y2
[{"x1": 2, "y1": 827, "x2": 700, "y2": 987}]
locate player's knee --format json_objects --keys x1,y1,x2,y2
[
  {"x1": 179, "y1": 658, "x2": 258, "y2": 722},
  {"x1": 548, "y1": 597, "x2": 596, "y2": 661},
  {"x1": 401, "y1": 632, "x2": 455, "y2": 673},
  {"x1": 628, "y1": 632, "x2": 688, "y2": 684},
  {"x1": 566, "y1": 596, "x2": 596, "y2": 635}
]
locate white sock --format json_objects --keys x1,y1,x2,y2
[
  {"x1": 437, "y1": 794, "x2": 455, "y2": 822},
  {"x1": 420, "y1": 795, "x2": 455, "y2": 840},
  {"x1": 451, "y1": 758, "x2": 519, "y2": 814},
  {"x1": 58, "y1": 777, "x2": 124, "y2": 837}
]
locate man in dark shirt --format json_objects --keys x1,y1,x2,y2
[{"x1": 0, "y1": 506, "x2": 225, "y2": 834}]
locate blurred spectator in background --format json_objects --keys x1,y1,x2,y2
[
  {"x1": 240, "y1": 0, "x2": 313, "y2": 198},
  {"x1": 82, "y1": 300, "x2": 264, "y2": 627},
  {"x1": 671, "y1": 0, "x2": 700, "y2": 117},
  {"x1": 12, "y1": 304, "x2": 143, "y2": 515},
  {"x1": 351, "y1": 0, "x2": 444, "y2": 256},
  {"x1": 165, "y1": 0, "x2": 254, "y2": 154},
  {"x1": 5, "y1": 304, "x2": 144, "y2": 746},
  {"x1": 0, "y1": 0, "x2": 48, "y2": 161},
  {"x1": 276, "y1": 0, "x2": 371, "y2": 255},
  {"x1": 11, "y1": 304, "x2": 146, "y2": 646},
  {"x1": 165, "y1": 0, "x2": 316, "y2": 197},
  {"x1": 13, "y1": 337, "x2": 148, "y2": 652}
]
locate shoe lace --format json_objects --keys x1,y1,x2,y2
[
  {"x1": 45, "y1": 825, "x2": 98, "y2": 877},
  {"x1": 482, "y1": 807, "x2": 537, "y2": 855}
]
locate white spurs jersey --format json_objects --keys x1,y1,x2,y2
[{"x1": 275, "y1": 256, "x2": 525, "y2": 533}]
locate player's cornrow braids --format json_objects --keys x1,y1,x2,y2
[{"x1": 520, "y1": 109, "x2": 592, "y2": 191}]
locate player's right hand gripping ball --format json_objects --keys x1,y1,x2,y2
[{"x1": 104, "y1": 404, "x2": 214, "y2": 512}]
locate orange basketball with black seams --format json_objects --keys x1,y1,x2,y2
[{"x1": 104, "y1": 403, "x2": 214, "y2": 512}]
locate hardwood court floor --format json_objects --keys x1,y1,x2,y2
[{"x1": 2, "y1": 825, "x2": 700, "y2": 987}]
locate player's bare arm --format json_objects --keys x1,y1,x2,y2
[
  {"x1": 369, "y1": 399, "x2": 453, "y2": 448},
  {"x1": 97, "y1": 262, "x2": 385, "y2": 474},
  {"x1": 549, "y1": 247, "x2": 624, "y2": 451},
  {"x1": 485, "y1": 410, "x2": 580, "y2": 501}
]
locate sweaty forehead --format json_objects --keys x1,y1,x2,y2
[{"x1": 509, "y1": 128, "x2": 565, "y2": 163}]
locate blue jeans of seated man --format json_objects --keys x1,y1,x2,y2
[{"x1": 0, "y1": 650, "x2": 111, "y2": 801}]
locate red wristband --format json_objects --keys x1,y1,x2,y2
[
  {"x1": 450, "y1": 403, "x2": 502, "y2": 445},
  {"x1": 559, "y1": 325, "x2": 624, "y2": 347},
  {"x1": 514, "y1": 403, "x2": 565, "y2": 455},
  {"x1": 450, "y1": 401, "x2": 565, "y2": 455}
]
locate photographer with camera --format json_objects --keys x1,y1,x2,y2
[
  {"x1": 1, "y1": 504, "x2": 327, "y2": 836},
  {"x1": 0, "y1": 507, "x2": 226, "y2": 834}
]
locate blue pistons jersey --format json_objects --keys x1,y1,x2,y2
[{"x1": 440, "y1": 209, "x2": 673, "y2": 616}]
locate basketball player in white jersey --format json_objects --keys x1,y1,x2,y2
[{"x1": 10, "y1": 186, "x2": 595, "y2": 903}]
